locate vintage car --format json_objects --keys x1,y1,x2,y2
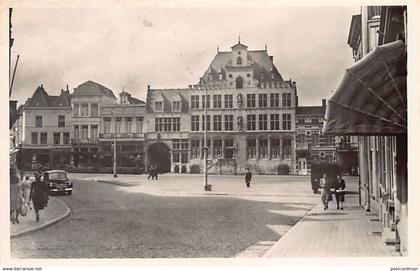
[{"x1": 46, "y1": 170, "x2": 73, "y2": 195}]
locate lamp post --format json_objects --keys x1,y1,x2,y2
[
  {"x1": 203, "y1": 86, "x2": 210, "y2": 191},
  {"x1": 112, "y1": 109, "x2": 118, "y2": 178}
]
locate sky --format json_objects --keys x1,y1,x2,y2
[{"x1": 9, "y1": 5, "x2": 360, "y2": 106}]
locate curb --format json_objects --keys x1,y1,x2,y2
[
  {"x1": 262, "y1": 202, "x2": 321, "y2": 257},
  {"x1": 97, "y1": 179, "x2": 138, "y2": 187},
  {"x1": 11, "y1": 197, "x2": 71, "y2": 239}
]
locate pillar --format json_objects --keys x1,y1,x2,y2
[
  {"x1": 268, "y1": 135, "x2": 272, "y2": 160},
  {"x1": 210, "y1": 138, "x2": 214, "y2": 159},
  {"x1": 221, "y1": 138, "x2": 225, "y2": 158},
  {"x1": 256, "y1": 136, "x2": 260, "y2": 159}
]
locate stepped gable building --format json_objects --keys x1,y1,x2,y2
[
  {"x1": 295, "y1": 99, "x2": 336, "y2": 175},
  {"x1": 99, "y1": 89, "x2": 146, "y2": 172},
  {"x1": 145, "y1": 40, "x2": 297, "y2": 174},
  {"x1": 14, "y1": 85, "x2": 72, "y2": 170},
  {"x1": 71, "y1": 80, "x2": 117, "y2": 169}
]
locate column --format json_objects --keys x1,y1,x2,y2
[
  {"x1": 256, "y1": 136, "x2": 260, "y2": 159},
  {"x1": 88, "y1": 102, "x2": 91, "y2": 117},
  {"x1": 88, "y1": 125, "x2": 91, "y2": 140},
  {"x1": 188, "y1": 139, "x2": 192, "y2": 161},
  {"x1": 210, "y1": 138, "x2": 214, "y2": 159},
  {"x1": 221, "y1": 138, "x2": 225, "y2": 158},
  {"x1": 279, "y1": 137, "x2": 283, "y2": 160},
  {"x1": 199, "y1": 137, "x2": 203, "y2": 160},
  {"x1": 268, "y1": 136, "x2": 272, "y2": 160}
]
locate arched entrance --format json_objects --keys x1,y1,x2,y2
[{"x1": 147, "y1": 142, "x2": 171, "y2": 173}]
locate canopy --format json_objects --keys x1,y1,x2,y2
[{"x1": 323, "y1": 40, "x2": 407, "y2": 135}]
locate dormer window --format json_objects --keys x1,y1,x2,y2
[
  {"x1": 219, "y1": 73, "x2": 223, "y2": 80},
  {"x1": 172, "y1": 101, "x2": 181, "y2": 112},
  {"x1": 155, "y1": 101, "x2": 163, "y2": 112},
  {"x1": 237, "y1": 57, "x2": 242, "y2": 65},
  {"x1": 209, "y1": 74, "x2": 213, "y2": 81}
]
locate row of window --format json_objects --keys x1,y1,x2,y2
[
  {"x1": 296, "y1": 117, "x2": 323, "y2": 125},
  {"x1": 74, "y1": 125, "x2": 98, "y2": 140},
  {"x1": 296, "y1": 134, "x2": 335, "y2": 146},
  {"x1": 190, "y1": 93, "x2": 292, "y2": 110},
  {"x1": 73, "y1": 103, "x2": 99, "y2": 117},
  {"x1": 35, "y1": 115, "x2": 66, "y2": 128},
  {"x1": 190, "y1": 114, "x2": 292, "y2": 132},
  {"x1": 155, "y1": 117, "x2": 181, "y2": 132},
  {"x1": 170, "y1": 138, "x2": 292, "y2": 161},
  {"x1": 103, "y1": 117, "x2": 144, "y2": 134},
  {"x1": 31, "y1": 132, "x2": 70, "y2": 145}
]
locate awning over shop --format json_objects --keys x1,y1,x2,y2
[{"x1": 323, "y1": 40, "x2": 407, "y2": 135}]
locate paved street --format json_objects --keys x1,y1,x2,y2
[{"x1": 11, "y1": 175, "x2": 319, "y2": 258}]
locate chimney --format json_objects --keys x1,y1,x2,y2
[
  {"x1": 61, "y1": 89, "x2": 64, "y2": 94},
  {"x1": 269, "y1": 56, "x2": 273, "y2": 61},
  {"x1": 40, "y1": 84, "x2": 43, "y2": 88},
  {"x1": 296, "y1": 96, "x2": 299, "y2": 107},
  {"x1": 147, "y1": 85, "x2": 150, "y2": 91},
  {"x1": 322, "y1": 99, "x2": 326, "y2": 108}
]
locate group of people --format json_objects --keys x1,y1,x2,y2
[
  {"x1": 10, "y1": 166, "x2": 50, "y2": 224},
  {"x1": 147, "y1": 164, "x2": 159, "y2": 180},
  {"x1": 318, "y1": 174, "x2": 346, "y2": 210}
]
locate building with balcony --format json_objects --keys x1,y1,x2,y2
[
  {"x1": 13, "y1": 85, "x2": 72, "y2": 170},
  {"x1": 295, "y1": 99, "x2": 336, "y2": 175},
  {"x1": 71, "y1": 80, "x2": 117, "y2": 169},
  {"x1": 145, "y1": 40, "x2": 297, "y2": 174},
  {"x1": 99, "y1": 90, "x2": 146, "y2": 173}
]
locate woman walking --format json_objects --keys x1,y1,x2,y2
[
  {"x1": 21, "y1": 176, "x2": 34, "y2": 211},
  {"x1": 10, "y1": 167, "x2": 23, "y2": 224},
  {"x1": 30, "y1": 172, "x2": 49, "y2": 222},
  {"x1": 319, "y1": 173, "x2": 331, "y2": 210}
]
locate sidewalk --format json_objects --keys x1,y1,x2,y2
[
  {"x1": 10, "y1": 197, "x2": 71, "y2": 238},
  {"x1": 263, "y1": 192, "x2": 401, "y2": 257}
]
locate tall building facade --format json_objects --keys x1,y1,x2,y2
[
  {"x1": 13, "y1": 85, "x2": 72, "y2": 170},
  {"x1": 145, "y1": 41, "x2": 297, "y2": 175},
  {"x1": 71, "y1": 81, "x2": 117, "y2": 169},
  {"x1": 325, "y1": 6, "x2": 407, "y2": 254},
  {"x1": 99, "y1": 90, "x2": 146, "y2": 173}
]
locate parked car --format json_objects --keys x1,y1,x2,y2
[{"x1": 46, "y1": 170, "x2": 73, "y2": 195}]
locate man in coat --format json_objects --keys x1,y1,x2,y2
[{"x1": 245, "y1": 168, "x2": 252, "y2": 188}]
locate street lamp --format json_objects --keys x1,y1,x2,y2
[
  {"x1": 203, "y1": 86, "x2": 211, "y2": 191},
  {"x1": 111, "y1": 109, "x2": 118, "y2": 178}
]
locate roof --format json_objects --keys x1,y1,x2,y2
[
  {"x1": 297, "y1": 106, "x2": 326, "y2": 116},
  {"x1": 73, "y1": 80, "x2": 116, "y2": 99},
  {"x1": 200, "y1": 46, "x2": 284, "y2": 83},
  {"x1": 26, "y1": 85, "x2": 71, "y2": 108},
  {"x1": 128, "y1": 96, "x2": 145, "y2": 105},
  {"x1": 231, "y1": 42, "x2": 248, "y2": 49}
]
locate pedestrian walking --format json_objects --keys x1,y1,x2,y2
[
  {"x1": 10, "y1": 166, "x2": 23, "y2": 224},
  {"x1": 335, "y1": 174, "x2": 346, "y2": 210},
  {"x1": 152, "y1": 164, "x2": 158, "y2": 180},
  {"x1": 21, "y1": 176, "x2": 34, "y2": 211},
  {"x1": 147, "y1": 164, "x2": 154, "y2": 180},
  {"x1": 245, "y1": 168, "x2": 252, "y2": 187},
  {"x1": 319, "y1": 173, "x2": 331, "y2": 210},
  {"x1": 30, "y1": 172, "x2": 50, "y2": 222}
]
